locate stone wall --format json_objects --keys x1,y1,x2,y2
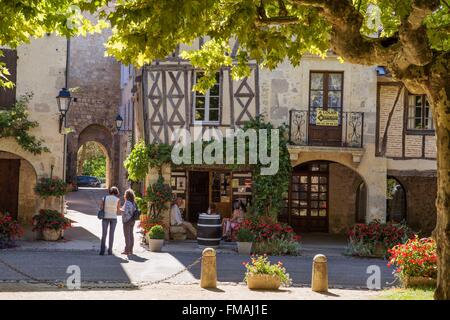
[
  {"x1": 328, "y1": 163, "x2": 363, "y2": 234},
  {"x1": 66, "y1": 29, "x2": 123, "y2": 189},
  {"x1": 0, "y1": 35, "x2": 67, "y2": 228}
]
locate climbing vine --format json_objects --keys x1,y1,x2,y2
[
  {"x1": 240, "y1": 117, "x2": 292, "y2": 219},
  {"x1": 124, "y1": 140, "x2": 172, "y2": 182},
  {"x1": 0, "y1": 93, "x2": 49, "y2": 155}
]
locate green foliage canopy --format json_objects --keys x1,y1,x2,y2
[
  {"x1": 105, "y1": 0, "x2": 449, "y2": 92},
  {"x1": 0, "y1": 0, "x2": 108, "y2": 88}
]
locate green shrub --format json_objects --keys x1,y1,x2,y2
[
  {"x1": 253, "y1": 238, "x2": 300, "y2": 256},
  {"x1": 236, "y1": 228, "x2": 255, "y2": 242},
  {"x1": 147, "y1": 225, "x2": 165, "y2": 239}
]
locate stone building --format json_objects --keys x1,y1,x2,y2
[
  {"x1": 125, "y1": 41, "x2": 437, "y2": 236},
  {"x1": 65, "y1": 29, "x2": 129, "y2": 191},
  {"x1": 0, "y1": 35, "x2": 67, "y2": 228}
]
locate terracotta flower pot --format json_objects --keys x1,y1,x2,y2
[
  {"x1": 403, "y1": 276, "x2": 437, "y2": 288},
  {"x1": 42, "y1": 228, "x2": 61, "y2": 241},
  {"x1": 247, "y1": 274, "x2": 281, "y2": 290},
  {"x1": 147, "y1": 237, "x2": 164, "y2": 252},
  {"x1": 237, "y1": 242, "x2": 253, "y2": 255}
]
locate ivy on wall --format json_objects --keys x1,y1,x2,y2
[
  {"x1": 124, "y1": 141, "x2": 172, "y2": 182},
  {"x1": 124, "y1": 116, "x2": 292, "y2": 220},
  {"x1": 0, "y1": 93, "x2": 49, "y2": 155},
  {"x1": 240, "y1": 117, "x2": 292, "y2": 219}
]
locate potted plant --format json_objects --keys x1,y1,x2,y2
[
  {"x1": 146, "y1": 224, "x2": 165, "y2": 252},
  {"x1": 34, "y1": 177, "x2": 68, "y2": 210},
  {"x1": 236, "y1": 228, "x2": 255, "y2": 255},
  {"x1": 0, "y1": 212, "x2": 24, "y2": 249},
  {"x1": 243, "y1": 255, "x2": 292, "y2": 290},
  {"x1": 32, "y1": 209, "x2": 71, "y2": 241},
  {"x1": 388, "y1": 236, "x2": 437, "y2": 288}
]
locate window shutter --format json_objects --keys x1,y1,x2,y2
[{"x1": 0, "y1": 49, "x2": 17, "y2": 109}]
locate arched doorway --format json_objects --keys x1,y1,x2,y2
[
  {"x1": 76, "y1": 141, "x2": 110, "y2": 188},
  {"x1": 0, "y1": 151, "x2": 38, "y2": 223},
  {"x1": 386, "y1": 176, "x2": 407, "y2": 223},
  {"x1": 281, "y1": 160, "x2": 365, "y2": 233}
]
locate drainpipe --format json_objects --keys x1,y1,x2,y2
[
  {"x1": 62, "y1": 37, "x2": 70, "y2": 215},
  {"x1": 63, "y1": 37, "x2": 70, "y2": 183}
]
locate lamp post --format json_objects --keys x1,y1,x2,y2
[
  {"x1": 56, "y1": 88, "x2": 72, "y2": 192},
  {"x1": 115, "y1": 114, "x2": 124, "y2": 132},
  {"x1": 57, "y1": 87, "x2": 72, "y2": 134}
]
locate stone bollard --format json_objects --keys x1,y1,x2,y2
[
  {"x1": 311, "y1": 254, "x2": 328, "y2": 292},
  {"x1": 200, "y1": 247, "x2": 217, "y2": 289}
]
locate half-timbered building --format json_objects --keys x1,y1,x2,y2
[{"x1": 127, "y1": 40, "x2": 437, "y2": 237}]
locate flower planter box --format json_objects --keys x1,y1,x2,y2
[
  {"x1": 42, "y1": 228, "x2": 61, "y2": 241},
  {"x1": 237, "y1": 242, "x2": 252, "y2": 255},
  {"x1": 247, "y1": 274, "x2": 281, "y2": 290},
  {"x1": 403, "y1": 276, "x2": 437, "y2": 288},
  {"x1": 146, "y1": 236, "x2": 164, "y2": 252}
]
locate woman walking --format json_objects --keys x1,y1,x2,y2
[
  {"x1": 119, "y1": 188, "x2": 137, "y2": 255},
  {"x1": 99, "y1": 187, "x2": 120, "y2": 255}
]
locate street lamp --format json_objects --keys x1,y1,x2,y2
[
  {"x1": 57, "y1": 88, "x2": 72, "y2": 133},
  {"x1": 115, "y1": 114, "x2": 124, "y2": 132}
]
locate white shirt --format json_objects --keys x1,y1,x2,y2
[
  {"x1": 171, "y1": 204, "x2": 183, "y2": 226},
  {"x1": 103, "y1": 195, "x2": 119, "y2": 219}
]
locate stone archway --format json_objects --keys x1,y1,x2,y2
[
  {"x1": 285, "y1": 160, "x2": 369, "y2": 234},
  {"x1": 67, "y1": 124, "x2": 119, "y2": 189},
  {"x1": 289, "y1": 148, "x2": 387, "y2": 225}
]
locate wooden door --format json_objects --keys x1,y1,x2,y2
[
  {"x1": 0, "y1": 159, "x2": 20, "y2": 219},
  {"x1": 308, "y1": 71, "x2": 343, "y2": 146},
  {"x1": 289, "y1": 162, "x2": 329, "y2": 232},
  {"x1": 188, "y1": 171, "x2": 209, "y2": 223}
]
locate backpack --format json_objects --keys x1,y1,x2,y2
[{"x1": 132, "y1": 204, "x2": 141, "y2": 221}]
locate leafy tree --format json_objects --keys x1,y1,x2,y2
[
  {"x1": 103, "y1": 0, "x2": 450, "y2": 300},
  {"x1": 0, "y1": 0, "x2": 107, "y2": 88},
  {"x1": 1, "y1": 0, "x2": 449, "y2": 299}
]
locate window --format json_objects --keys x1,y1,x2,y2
[
  {"x1": 407, "y1": 94, "x2": 433, "y2": 131},
  {"x1": 309, "y1": 71, "x2": 343, "y2": 112},
  {"x1": 0, "y1": 49, "x2": 17, "y2": 110},
  {"x1": 193, "y1": 72, "x2": 221, "y2": 124}
]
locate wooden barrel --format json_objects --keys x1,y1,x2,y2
[{"x1": 197, "y1": 214, "x2": 222, "y2": 248}]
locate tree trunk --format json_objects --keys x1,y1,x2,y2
[{"x1": 429, "y1": 81, "x2": 450, "y2": 300}]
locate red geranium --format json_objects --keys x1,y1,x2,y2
[
  {"x1": 0, "y1": 212, "x2": 24, "y2": 248},
  {"x1": 388, "y1": 236, "x2": 437, "y2": 279}
]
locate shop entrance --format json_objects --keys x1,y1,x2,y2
[{"x1": 188, "y1": 171, "x2": 210, "y2": 223}]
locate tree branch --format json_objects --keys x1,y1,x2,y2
[
  {"x1": 395, "y1": 0, "x2": 440, "y2": 67},
  {"x1": 256, "y1": 16, "x2": 300, "y2": 26}
]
